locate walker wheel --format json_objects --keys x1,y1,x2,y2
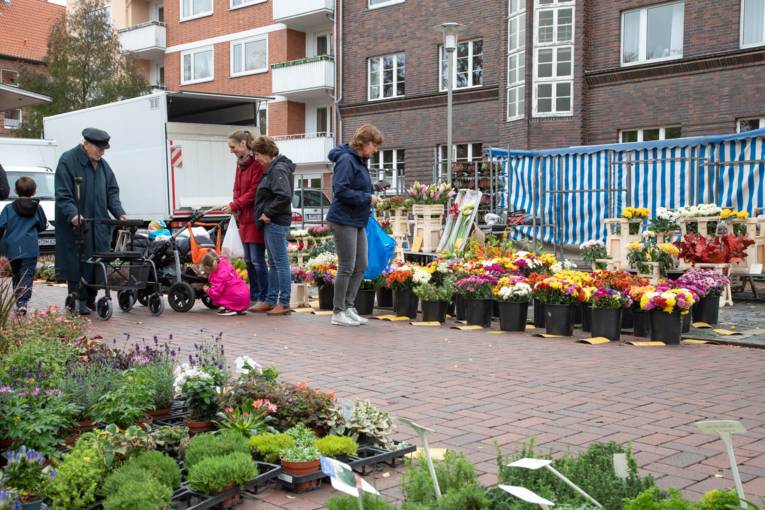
[
  {"x1": 148, "y1": 293, "x2": 164, "y2": 316},
  {"x1": 96, "y1": 297, "x2": 113, "y2": 321},
  {"x1": 137, "y1": 289, "x2": 150, "y2": 307},
  {"x1": 117, "y1": 290, "x2": 136, "y2": 312},
  {"x1": 168, "y1": 282, "x2": 195, "y2": 313},
  {"x1": 200, "y1": 292, "x2": 217, "y2": 310}
]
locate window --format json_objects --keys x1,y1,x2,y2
[
  {"x1": 619, "y1": 126, "x2": 682, "y2": 143},
  {"x1": 534, "y1": 46, "x2": 572, "y2": 79},
  {"x1": 742, "y1": 0, "x2": 765, "y2": 47},
  {"x1": 368, "y1": 53, "x2": 405, "y2": 100},
  {"x1": 316, "y1": 107, "x2": 333, "y2": 136},
  {"x1": 3, "y1": 109, "x2": 21, "y2": 130},
  {"x1": 158, "y1": 66, "x2": 165, "y2": 87},
  {"x1": 181, "y1": 47, "x2": 213, "y2": 85},
  {"x1": 258, "y1": 102, "x2": 267, "y2": 135},
  {"x1": 368, "y1": 0, "x2": 405, "y2": 9},
  {"x1": 533, "y1": 0, "x2": 574, "y2": 117},
  {"x1": 508, "y1": 0, "x2": 526, "y2": 121},
  {"x1": 737, "y1": 117, "x2": 765, "y2": 132},
  {"x1": 622, "y1": 2, "x2": 684, "y2": 65},
  {"x1": 437, "y1": 143, "x2": 483, "y2": 178},
  {"x1": 533, "y1": 82, "x2": 571, "y2": 115},
  {"x1": 316, "y1": 33, "x2": 333, "y2": 56},
  {"x1": 94, "y1": 4, "x2": 112, "y2": 26},
  {"x1": 230, "y1": 0, "x2": 266, "y2": 9},
  {"x1": 158, "y1": 6, "x2": 165, "y2": 22},
  {"x1": 0, "y1": 69, "x2": 18, "y2": 86},
  {"x1": 536, "y1": 5, "x2": 574, "y2": 45},
  {"x1": 180, "y1": 0, "x2": 212, "y2": 21},
  {"x1": 231, "y1": 37, "x2": 267, "y2": 77},
  {"x1": 440, "y1": 40, "x2": 483, "y2": 91},
  {"x1": 370, "y1": 149, "x2": 405, "y2": 193}
]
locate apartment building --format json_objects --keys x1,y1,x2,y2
[
  {"x1": 340, "y1": 0, "x2": 765, "y2": 185},
  {"x1": 0, "y1": 0, "x2": 65, "y2": 136}
]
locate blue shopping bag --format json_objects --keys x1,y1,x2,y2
[{"x1": 363, "y1": 215, "x2": 396, "y2": 280}]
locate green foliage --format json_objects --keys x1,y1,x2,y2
[
  {"x1": 126, "y1": 450, "x2": 181, "y2": 489},
  {"x1": 286, "y1": 423, "x2": 318, "y2": 447},
  {"x1": 187, "y1": 452, "x2": 258, "y2": 495},
  {"x1": 48, "y1": 446, "x2": 107, "y2": 510},
  {"x1": 216, "y1": 401, "x2": 276, "y2": 438},
  {"x1": 695, "y1": 490, "x2": 740, "y2": 510},
  {"x1": 184, "y1": 430, "x2": 250, "y2": 468},
  {"x1": 280, "y1": 445, "x2": 321, "y2": 462},
  {"x1": 623, "y1": 487, "x2": 693, "y2": 510},
  {"x1": 89, "y1": 370, "x2": 154, "y2": 427},
  {"x1": 133, "y1": 361, "x2": 175, "y2": 409},
  {"x1": 435, "y1": 483, "x2": 489, "y2": 510},
  {"x1": 101, "y1": 462, "x2": 152, "y2": 496},
  {"x1": 3, "y1": 390, "x2": 79, "y2": 455},
  {"x1": 414, "y1": 282, "x2": 455, "y2": 302},
  {"x1": 1, "y1": 335, "x2": 78, "y2": 386},
  {"x1": 150, "y1": 425, "x2": 190, "y2": 452},
  {"x1": 326, "y1": 400, "x2": 394, "y2": 448},
  {"x1": 327, "y1": 493, "x2": 399, "y2": 510},
  {"x1": 402, "y1": 450, "x2": 478, "y2": 506},
  {"x1": 60, "y1": 361, "x2": 122, "y2": 420},
  {"x1": 102, "y1": 477, "x2": 172, "y2": 510},
  {"x1": 261, "y1": 366, "x2": 280, "y2": 383},
  {"x1": 314, "y1": 435, "x2": 359, "y2": 458},
  {"x1": 15, "y1": 0, "x2": 147, "y2": 138},
  {"x1": 76, "y1": 424, "x2": 156, "y2": 468},
  {"x1": 249, "y1": 433, "x2": 295, "y2": 463}
]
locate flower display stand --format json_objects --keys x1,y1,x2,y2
[
  {"x1": 677, "y1": 216, "x2": 720, "y2": 237},
  {"x1": 604, "y1": 219, "x2": 642, "y2": 267},
  {"x1": 412, "y1": 204, "x2": 444, "y2": 253},
  {"x1": 755, "y1": 217, "x2": 765, "y2": 268},
  {"x1": 695, "y1": 263, "x2": 734, "y2": 307},
  {"x1": 593, "y1": 259, "x2": 625, "y2": 272},
  {"x1": 290, "y1": 283, "x2": 309, "y2": 309},
  {"x1": 634, "y1": 261, "x2": 661, "y2": 285},
  {"x1": 389, "y1": 208, "x2": 409, "y2": 260}
]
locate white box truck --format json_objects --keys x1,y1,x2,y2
[{"x1": 43, "y1": 90, "x2": 269, "y2": 221}]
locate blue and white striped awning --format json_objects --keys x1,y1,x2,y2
[{"x1": 487, "y1": 128, "x2": 765, "y2": 247}]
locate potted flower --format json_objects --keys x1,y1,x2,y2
[
  {"x1": 413, "y1": 282, "x2": 453, "y2": 323},
  {"x1": 628, "y1": 286, "x2": 656, "y2": 337},
  {"x1": 676, "y1": 232, "x2": 755, "y2": 265},
  {"x1": 374, "y1": 274, "x2": 393, "y2": 309},
  {"x1": 493, "y1": 276, "x2": 532, "y2": 332},
  {"x1": 639, "y1": 288, "x2": 695, "y2": 344},
  {"x1": 280, "y1": 445, "x2": 322, "y2": 490},
  {"x1": 385, "y1": 264, "x2": 418, "y2": 318},
  {"x1": 676, "y1": 268, "x2": 730, "y2": 324},
  {"x1": 1, "y1": 447, "x2": 56, "y2": 510},
  {"x1": 216, "y1": 399, "x2": 277, "y2": 437},
  {"x1": 134, "y1": 360, "x2": 175, "y2": 418},
  {"x1": 456, "y1": 274, "x2": 498, "y2": 327},
  {"x1": 590, "y1": 288, "x2": 632, "y2": 342},
  {"x1": 622, "y1": 207, "x2": 649, "y2": 235},
  {"x1": 306, "y1": 253, "x2": 338, "y2": 311},
  {"x1": 650, "y1": 207, "x2": 679, "y2": 238},
  {"x1": 580, "y1": 240, "x2": 608, "y2": 270},
  {"x1": 532, "y1": 277, "x2": 586, "y2": 336},
  {"x1": 174, "y1": 363, "x2": 225, "y2": 431},
  {"x1": 354, "y1": 279, "x2": 376, "y2": 316},
  {"x1": 89, "y1": 369, "x2": 155, "y2": 428}
]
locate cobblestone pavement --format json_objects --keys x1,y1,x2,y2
[{"x1": 30, "y1": 284, "x2": 765, "y2": 509}]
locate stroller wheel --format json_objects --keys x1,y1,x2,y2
[
  {"x1": 96, "y1": 297, "x2": 113, "y2": 321},
  {"x1": 200, "y1": 292, "x2": 217, "y2": 310},
  {"x1": 117, "y1": 290, "x2": 136, "y2": 312},
  {"x1": 148, "y1": 293, "x2": 165, "y2": 316},
  {"x1": 137, "y1": 289, "x2": 150, "y2": 307},
  {"x1": 65, "y1": 293, "x2": 77, "y2": 314},
  {"x1": 168, "y1": 282, "x2": 195, "y2": 313}
]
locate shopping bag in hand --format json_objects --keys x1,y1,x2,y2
[
  {"x1": 221, "y1": 215, "x2": 245, "y2": 259},
  {"x1": 363, "y1": 215, "x2": 395, "y2": 280}
]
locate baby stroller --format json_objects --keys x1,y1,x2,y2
[
  {"x1": 137, "y1": 210, "x2": 224, "y2": 313},
  {"x1": 65, "y1": 178, "x2": 164, "y2": 321}
]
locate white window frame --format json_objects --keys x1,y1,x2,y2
[
  {"x1": 439, "y1": 39, "x2": 484, "y2": 92},
  {"x1": 316, "y1": 32, "x2": 334, "y2": 56},
  {"x1": 620, "y1": 1, "x2": 684, "y2": 67},
  {"x1": 368, "y1": 0, "x2": 405, "y2": 10},
  {"x1": 370, "y1": 149, "x2": 405, "y2": 193},
  {"x1": 737, "y1": 117, "x2": 765, "y2": 132},
  {"x1": 230, "y1": 36, "x2": 268, "y2": 78},
  {"x1": 507, "y1": 0, "x2": 527, "y2": 121},
  {"x1": 230, "y1": 0, "x2": 266, "y2": 11},
  {"x1": 367, "y1": 53, "x2": 406, "y2": 101},
  {"x1": 532, "y1": 81, "x2": 572, "y2": 117},
  {"x1": 533, "y1": 45, "x2": 573, "y2": 80},
  {"x1": 534, "y1": 0, "x2": 575, "y2": 5},
  {"x1": 3, "y1": 108, "x2": 22, "y2": 130},
  {"x1": 258, "y1": 102, "x2": 268, "y2": 135},
  {"x1": 618, "y1": 126, "x2": 682, "y2": 143},
  {"x1": 180, "y1": 46, "x2": 214, "y2": 85},
  {"x1": 180, "y1": 0, "x2": 213, "y2": 22},
  {"x1": 740, "y1": 0, "x2": 765, "y2": 48},
  {"x1": 534, "y1": 5, "x2": 575, "y2": 46}
]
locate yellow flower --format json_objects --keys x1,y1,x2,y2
[
  {"x1": 737, "y1": 211, "x2": 749, "y2": 219},
  {"x1": 622, "y1": 209, "x2": 633, "y2": 219},
  {"x1": 539, "y1": 253, "x2": 558, "y2": 267},
  {"x1": 721, "y1": 209, "x2": 733, "y2": 219},
  {"x1": 549, "y1": 279, "x2": 563, "y2": 290},
  {"x1": 627, "y1": 241, "x2": 643, "y2": 252},
  {"x1": 657, "y1": 243, "x2": 680, "y2": 256}
]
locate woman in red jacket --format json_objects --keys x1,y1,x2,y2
[{"x1": 220, "y1": 130, "x2": 268, "y2": 307}]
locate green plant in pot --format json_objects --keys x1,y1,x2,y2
[
  {"x1": 280, "y1": 445, "x2": 322, "y2": 490},
  {"x1": 590, "y1": 288, "x2": 632, "y2": 342},
  {"x1": 174, "y1": 364, "x2": 225, "y2": 431},
  {"x1": 1, "y1": 447, "x2": 56, "y2": 509},
  {"x1": 89, "y1": 369, "x2": 154, "y2": 428},
  {"x1": 60, "y1": 361, "x2": 121, "y2": 428},
  {"x1": 493, "y1": 276, "x2": 532, "y2": 332},
  {"x1": 150, "y1": 425, "x2": 190, "y2": 455},
  {"x1": 414, "y1": 281, "x2": 454, "y2": 323},
  {"x1": 2, "y1": 387, "x2": 79, "y2": 455},
  {"x1": 184, "y1": 430, "x2": 250, "y2": 468},
  {"x1": 47, "y1": 445, "x2": 107, "y2": 510},
  {"x1": 249, "y1": 433, "x2": 295, "y2": 463},
  {"x1": 326, "y1": 400, "x2": 395, "y2": 449},
  {"x1": 216, "y1": 398, "x2": 278, "y2": 437},
  {"x1": 455, "y1": 274, "x2": 498, "y2": 327},
  {"x1": 187, "y1": 452, "x2": 259, "y2": 496},
  {"x1": 76, "y1": 424, "x2": 156, "y2": 469},
  {"x1": 314, "y1": 435, "x2": 358, "y2": 458},
  {"x1": 102, "y1": 476, "x2": 172, "y2": 510},
  {"x1": 133, "y1": 360, "x2": 175, "y2": 417}
]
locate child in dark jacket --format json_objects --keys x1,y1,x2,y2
[{"x1": 0, "y1": 177, "x2": 48, "y2": 315}]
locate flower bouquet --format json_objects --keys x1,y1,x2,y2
[
  {"x1": 676, "y1": 203, "x2": 722, "y2": 234},
  {"x1": 493, "y1": 276, "x2": 531, "y2": 332},
  {"x1": 591, "y1": 270, "x2": 648, "y2": 291},
  {"x1": 676, "y1": 268, "x2": 730, "y2": 324},
  {"x1": 406, "y1": 181, "x2": 454, "y2": 205},
  {"x1": 533, "y1": 277, "x2": 586, "y2": 336},
  {"x1": 456, "y1": 274, "x2": 498, "y2": 327},
  {"x1": 640, "y1": 288, "x2": 696, "y2": 344},
  {"x1": 580, "y1": 240, "x2": 608, "y2": 269},
  {"x1": 308, "y1": 225, "x2": 332, "y2": 238},
  {"x1": 649, "y1": 207, "x2": 679, "y2": 235},
  {"x1": 306, "y1": 253, "x2": 338, "y2": 288},
  {"x1": 622, "y1": 207, "x2": 649, "y2": 234},
  {"x1": 591, "y1": 288, "x2": 632, "y2": 341},
  {"x1": 720, "y1": 208, "x2": 750, "y2": 236}
]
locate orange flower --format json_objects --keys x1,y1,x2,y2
[
  {"x1": 326, "y1": 390, "x2": 336, "y2": 399},
  {"x1": 296, "y1": 381, "x2": 308, "y2": 391}
]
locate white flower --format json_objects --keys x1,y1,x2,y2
[
  {"x1": 235, "y1": 355, "x2": 262, "y2": 375},
  {"x1": 641, "y1": 230, "x2": 656, "y2": 239},
  {"x1": 306, "y1": 252, "x2": 338, "y2": 270},
  {"x1": 579, "y1": 239, "x2": 604, "y2": 250},
  {"x1": 412, "y1": 268, "x2": 431, "y2": 284},
  {"x1": 498, "y1": 282, "x2": 531, "y2": 300},
  {"x1": 291, "y1": 229, "x2": 309, "y2": 238},
  {"x1": 173, "y1": 363, "x2": 212, "y2": 394},
  {"x1": 436, "y1": 262, "x2": 449, "y2": 273},
  {"x1": 656, "y1": 207, "x2": 678, "y2": 222}
]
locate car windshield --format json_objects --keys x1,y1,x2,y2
[
  {"x1": 7, "y1": 171, "x2": 56, "y2": 200},
  {"x1": 293, "y1": 190, "x2": 330, "y2": 208}
]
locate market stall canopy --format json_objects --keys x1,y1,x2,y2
[{"x1": 0, "y1": 83, "x2": 51, "y2": 111}]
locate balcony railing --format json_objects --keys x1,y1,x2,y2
[
  {"x1": 118, "y1": 21, "x2": 166, "y2": 56},
  {"x1": 273, "y1": 0, "x2": 333, "y2": 30},
  {"x1": 272, "y1": 133, "x2": 335, "y2": 166},
  {"x1": 271, "y1": 56, "x2": 335, "y2": 100}
]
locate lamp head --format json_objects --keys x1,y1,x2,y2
[{"x1": 435, "y1": 22, "x2": 464, "y2": 51}]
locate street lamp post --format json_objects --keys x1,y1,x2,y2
[{"x1": 435, "y1": 22, "x2": 464, "y2": 187}]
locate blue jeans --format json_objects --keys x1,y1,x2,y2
[
  {"x1": 243, "y1": 242, "x2": 268, "y2": 302},
  {"x1": 264, "y1": 223, "x2": 291, "y2": 307},
  {"x1": 10, "y1": 257, "x2": 36, "y2": 308}
]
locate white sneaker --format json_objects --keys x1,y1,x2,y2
[
  {"x1": 346, "y1": 307, "x2": 368, "y2": 325},
  {"x1": 331, "y1": 310, "x2": 360, "y2": 327}
]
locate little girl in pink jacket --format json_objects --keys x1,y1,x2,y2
[{"x1": 202, "y1": 252, "x2": 250, "y2": 315}]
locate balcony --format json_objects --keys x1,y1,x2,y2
[
  {"x1": 118, "y1": 21, "x2": 166, "y2": 59},
  {"x1": 271, "y1": 56, "x2": 335, "y2": 101},
  {"x1": 273, "y1": 134, "x2": 334, "y2": 166},
  {"x1": 273, "y1": 0, "x2": 334, "y2": 30}
]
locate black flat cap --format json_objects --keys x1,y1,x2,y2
[{"x1": 82, "y1": 127, "x2": 111, "y2": 149}]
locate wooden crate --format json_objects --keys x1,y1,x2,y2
[
  {"x1": 412, "y1": 204, "x2": 444, "y2": 253},
  {"x1": 694, "y1": 263, "x2": 733, "y2": 307},
  {"x1": 604, "y1": 218, "x2": 643, "y2": 266},
  {"x1": 290, "y1": 283, "x2": 309, "y2": 309}
]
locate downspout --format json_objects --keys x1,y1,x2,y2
[{"x1": 333, "y1": 0, "x2": 343, "y2": 147}]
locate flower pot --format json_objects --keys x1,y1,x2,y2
[
  {"x1": 650, "y1": 310, "x2": 682, "y2": 345},
  {"x1": 533, "y1": 299, "x2": 545, "y2": 328},
  {"x1": 545, "y1": 303, "x2": 574, "y2": 336},
  {"x1": 220, "y1": 483, "x2": 240, "y2": 506},
  {"x1": 146, "y1": 407, "x2": 172, "y2": 418},
  {"x1": 633, "y1": 310, "x2": 651, "y2": 337},
  {"x1": 281, "y1": 458, "x2": 321, "y2": 491},
  {"x1": 20, "y1": 500, "x2": 44, "y2": 510},
  {"x1": 581, "y1": 303, "x2": 592, "y2": 332},
  {"x1": 184, "y1": 417, "x2": 214, "y2": 432},
  {"x1": 455, "y1": 294, "x2": 467, "y2": 321},
  {"x1": 465, "y1": 298, "x2": 492, "y2": 327},
  {"x1": 354, "y1": 289, "x2": 375, "y2": 316},
  {"x1": 492, "y1": 300, "x2": 500, "y2": 318},
  {"x1": 628, "y1": 222, "x2": 641, "y2": 235},
  {"x1": 591, "y1": 308, "x2": 623, "y2": 342},
  {"x1": 621, "y1": 308, "x2": 634, "y2": 330},
  {"x1": 65, "y1": 432, "x2": 79, "y2": 446},
  {"x1": 572, "y1": 303, "x2": 582, "y2": 325},
  {"x1": 692, "y1": 295, "x2": 720, "y2": 325},
  {"x1": 77, "y1": 419, "x2": 95, "y2": 432},
  {"x1": 399, "y1": 290, "x2": 419, "y2": 319},
  {"x1": 682, "y1": 310, "x2": 691, "y2": 333},
  {"x1": 318, "y1": 284, "x2": 334, "y2": 311},
  {"x1": 498, "y1": 301, "x2": 529, "y2": 332},
  {"x1": 421, "y1": 300, "x2": 447, "y2": 323},
  {"x1": 376, "y1": 287, "x2": 393, "y2": 308}
]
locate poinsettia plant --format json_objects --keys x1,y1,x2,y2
[{"x1": 675, "y1": 233, "x2": 755, "y2": 264}]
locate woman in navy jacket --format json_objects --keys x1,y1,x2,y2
[{"x1": 326, "y1": 124, "x2": 383, "y2": 327}]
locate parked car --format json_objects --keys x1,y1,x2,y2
[
  {"x1": 0, "y1": 166, "x2": 56, "y2": 255},
  {"x1": 291, "y1": 188, "x2": 330, "y2": 226}
]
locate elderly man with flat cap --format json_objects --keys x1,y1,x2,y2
[{"x1": 54, "y1": 128, "x2": 128, "y2": 315}]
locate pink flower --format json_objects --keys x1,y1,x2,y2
[{"x1": 252, "y1": 399, "x2": 277, "y2": 413}]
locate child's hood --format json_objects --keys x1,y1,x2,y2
[{"x1": 12, "y1": 198, "x2": 40, "y2": 217}]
